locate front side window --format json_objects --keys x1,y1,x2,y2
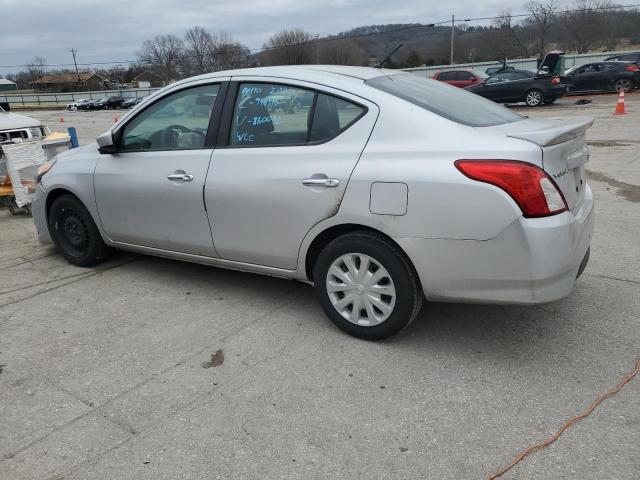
[
  {"x1": 438, "y1": 71, "x2": 456, "y2": 81},
  {"x1": 120, "y1": 84, "x2": 219, "y2": 151},
  {"x1": 366, "y1": 74, "x2": 523, "y2": 127},
  {"x1": 485, "y1": 73, "x2": 511, "y2": 84},
  {"x1": 228, "y1": 83, "x2": 364, "y2": 147}
]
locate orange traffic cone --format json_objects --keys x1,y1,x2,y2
[
  {"x1": 59, "y1": 117, "x2": 64, "y2": 123},
  {"x1": 614, "y1": 90, "x2": 625, "y2": 115}
]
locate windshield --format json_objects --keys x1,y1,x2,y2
[{"x1": 366, "y1": 74, "x2": 523, "y2": 127}]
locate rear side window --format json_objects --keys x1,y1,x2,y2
[
  {"x1": 366, "y1": 74, "x2": 522, "y2": 127},
  {"x1": 310, "y1": 94, "x2": 365, "y2": 142},
  {"x1": 229, "y1": 83, "x2": 365, "y2": 147}
]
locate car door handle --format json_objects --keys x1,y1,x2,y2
[
  {"x1": 302, "y1": 178, "x2": 340, "y2": 188},
  {"x1": 167, "y1": 173, "x2": 194, "y2": 182}
]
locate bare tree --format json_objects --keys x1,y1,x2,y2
[
  {"x1": 599, "y1": 1, "x2": 623, "y2": 51},
  {"x1": 138, "y1": 34, "x2": 184, "y2": 83},
  {"x1": 26, "y1": 56, "x2": 47, "y2": 84},
  {"x1": 261, "y1": 28, "x2": 315, "y2": 66},
  {"x1": 524, "y1": 0, "x2": 558, "y2": 56},
  {"x1": 491, "y1": 10, "x2": 530, "y2": 57},
  {"x1": 209, "y1": 32, "x2": 250, "y2": 71},
  {"x1": 184, "y1": 26, "x2": 214, "y2": 75},
  {"x1": 319, "y1": 38, "x2": 365, "y2": 65},
  {"x1": 560, "y1": 0, "x2": 604, "y2": 53}
]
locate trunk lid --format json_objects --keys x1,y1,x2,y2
[{"x1": 488, "y1": 116, "x2": 593, "y2": 213}]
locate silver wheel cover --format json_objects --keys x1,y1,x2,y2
[
  {"x1": 325, "y1": 253, "x2": 396, "y2": 326},
  {"x1": 526, "y1": 90, "x2": 542, "y2": 105}
]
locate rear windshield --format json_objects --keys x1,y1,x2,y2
[{"x1": 366, "y1": 74, "x2": 523, "y2": 127}]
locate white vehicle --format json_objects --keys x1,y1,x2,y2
[
  {"x1": 0, "y1": 105, "x2": 50, "y2": 147},
  {"x1": 32, "y1": 66, "x2": 594, "y2": 340},
  {"x1": 66, "y1": 99, "x2": 91, "y2": 111}
]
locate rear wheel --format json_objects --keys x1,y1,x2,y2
[
  {"x1": 614, "y1": 78, "x2": 634, "y2": 92},
  {"x1": 48, "y1": 194, "x2": 112, "y2": 267},
  {"x1": 313, "y1": 232, "x2": 423, "y2": 340},
  {"x1": 525, "y1": 89, "x2": 544, "y2": 107}
]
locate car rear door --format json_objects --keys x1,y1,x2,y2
[
  {"x1": 204, "y1": 79, "x2": 378, "y2": 270},
  {"x1": 94, "y1": 79, "x2": 228, "y2": 256}
]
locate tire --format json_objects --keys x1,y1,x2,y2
[
  {"x1": 48, "y1": 194, "x2": 112, "y2": 267},
  {"x1": 525, "y1": 89, "x2": 544, "y2": 107},
  {"x1": 614, "y1": 78, "x2": 634, "y2": 93},
  {"x1": 313, "y1": 231, "x2": 423, "y2": 340}
]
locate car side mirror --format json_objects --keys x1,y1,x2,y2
[{"x1": 97, "y1": 130, "x2": 117, "y2": 154}]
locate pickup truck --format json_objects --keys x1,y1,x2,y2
[{"x1": 0, "y1": 104, "x2": 50, "y2": 148}]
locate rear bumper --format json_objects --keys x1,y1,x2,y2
[{"x1": 399, "y1": 184, "x2": 595, "y2": 304}]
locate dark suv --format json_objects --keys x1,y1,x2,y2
[{"x1": 104, "y1": 96, "x2": 125, "y2": 109}]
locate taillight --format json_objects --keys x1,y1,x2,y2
[
  {"x1": 625, "y1": 65, "x2": 639, "y2": 72},
  {"x1": 454, "y1": 160, "x2": 568, "y2": 217},
  {"x1": 551, "y1": 76, "x2": 561, "y2": 84}
]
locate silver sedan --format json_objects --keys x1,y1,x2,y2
[{"x1": 33, "y1": 66, "x2": 594, "y2": 340}]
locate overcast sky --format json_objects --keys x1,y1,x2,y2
[{"x1": 0, "y1": 0, "x2": 632, "y2": 75}]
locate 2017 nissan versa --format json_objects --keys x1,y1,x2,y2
[{"x1": 33, "y1": 66, "x2": 594, "y2": 340}]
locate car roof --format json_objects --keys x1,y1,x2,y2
[{"x1": 186, "y1": 65, "x2": 392, "y2": 82}]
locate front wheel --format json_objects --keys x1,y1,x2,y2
[
  {"x1": 525, "y1": 89, "x2": 544, "y2": 107},
  {"x1": 313, "y1": 232, "x2": 423, "y2": 340},
  {"x1": 614, "y1": 78, "x2": 634, "y2": 93},
  {"x1": 48, "y1": 194, "x2": 112, "y2": 267}
]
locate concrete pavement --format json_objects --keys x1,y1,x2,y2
[{"x1": 1, "y1": 93, "x2": 638, "y2": 479}]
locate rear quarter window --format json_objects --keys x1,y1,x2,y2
[{"x1": 367, "y1": 74, "x2": 522, "y2": 127}]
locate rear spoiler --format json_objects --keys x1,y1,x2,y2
[{"x1": 506, "y1": 117, "x2": 593, "y2": 147}]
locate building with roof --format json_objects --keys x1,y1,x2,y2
[
  {"x1": 30, "y1": 71, "x2": 112, "y2": 92},
  {"x1": 0, "y1": 78, "x2": 17, "y2": 92}
]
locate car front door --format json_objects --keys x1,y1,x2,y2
[
  {"x1": 481, "y1": 73, "x2": 511, "y2": 102},
  {"x1": 94, "y1": 79, "x2": 228, "y2": 256},
  {"x1": 205, "y1": 79, "x2": 378, "y2": 270},
  {"x1": 570, "y1": 64, "x2": 600, "y2": 91}
]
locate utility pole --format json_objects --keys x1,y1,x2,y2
[
  {"x1": 449, "y1": 14, "x2": 455, "y2": 65},
  {"x1": 70, "y1": 48, "x2": 81, "y2": 83}
]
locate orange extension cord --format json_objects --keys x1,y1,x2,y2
[{"x1": 485, "y1": 357, "x2": 640, "y2": 480}]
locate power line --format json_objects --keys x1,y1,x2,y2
[{"x1": 2, "y1": 2, "x2": 639, "y2": 69}]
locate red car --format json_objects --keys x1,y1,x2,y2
[{"x1": 433, "y1": 69, "x2": 488, "y2": 88}]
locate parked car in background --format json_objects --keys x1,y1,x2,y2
[
  {"x1": 0, "y1": 105, "x2": 50, "y2": 153},
  {"x1": 104, "y1": 96, "x2": 125, "y2": 109},
  {"x1": 66, "y1": 99, "x2": 91, "y2": 111},
  {"x1": 122, "y1": 97, "x2": 145, "y2": 109},
  {"x1": 566, "y1": 61, "x2": 639, "y2": 93},
  {"x1": 465, "y1": 69, "x2": 568, "y2": 106},
  {"x1": 604, "y1": 52, "x2": 640, "y2": 65},
  {"x1": 433, "y1": 69, "x2": 488, "y2": 88},
  {"x1": 77, "y1": 98, "x2": 106, "y2": 111},
  {"x1": 33, "y1": 66, "x2": 593, "y2": 340},
  {"x1": 485, "y1": 65, "x2": 515, "y2": 75}
]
